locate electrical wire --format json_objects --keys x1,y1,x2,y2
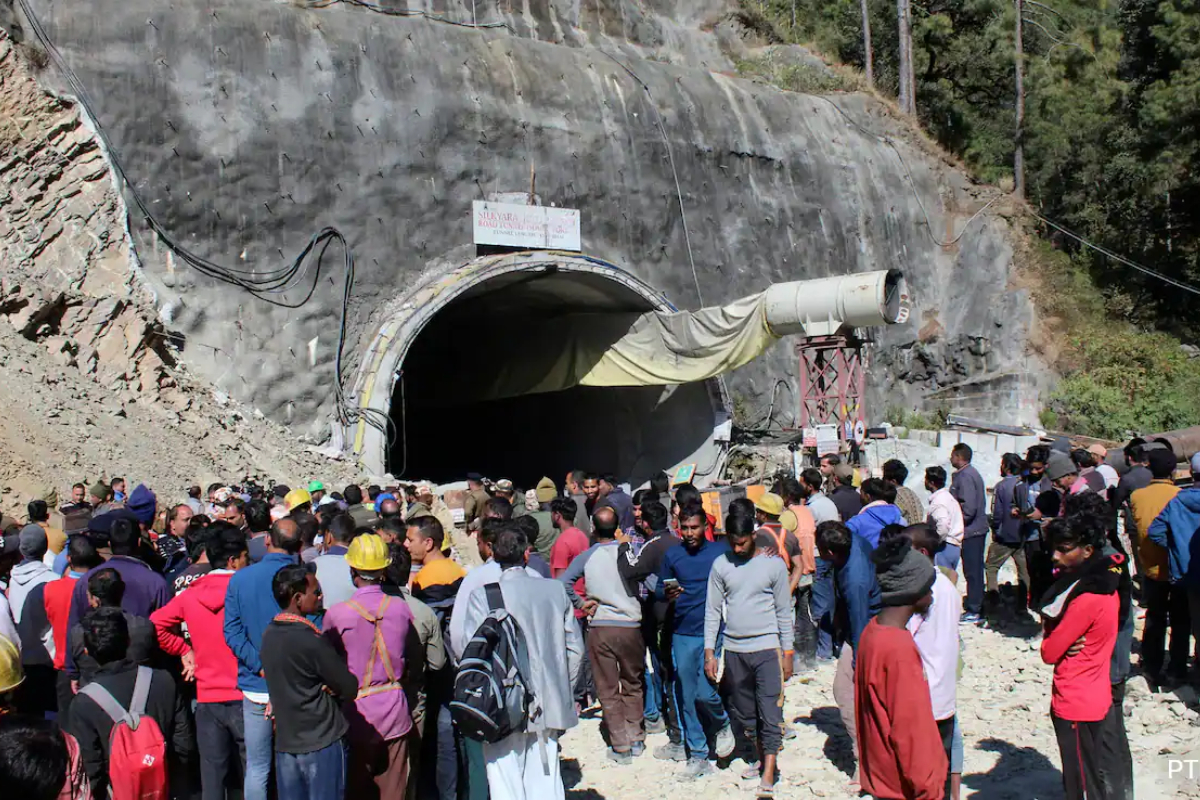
[
  {"x1": 14, "y1": 0, "x2": 398, "y2": 442},
  {"x1": 1032, "y1": 213, "x2": 1200, "y2": 297},
  {"x1": 602, "y1": 51, "x2": 703, "y2": 306}
]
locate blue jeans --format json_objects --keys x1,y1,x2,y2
[
  {"x1": 936, "y1": 542, "x2": 961, "y2": 572},
  {"x1": 645, "y1": 644, "x2": 665, "y2": 722},
  {"x1": 275, "y1": 739, "x2": 347, "y2": 800},
  {"x1": 813, "y1": 557, "x2": 835, "y2": 659},
  {"x1": 242, "y1": 698, "x2": 273, "y2": 800},
  {"x1": 671, "y1": 634, "x2": 729, "y2": 758},
  {"x1": 419, "y1": 703, "x2": 459, "y2": 800}
]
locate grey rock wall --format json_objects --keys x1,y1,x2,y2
[{"x1": 12, "y1": 0, "x2": 1043, "y2": 442}]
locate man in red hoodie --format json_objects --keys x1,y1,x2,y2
[
  {"x1": 1036, "y1": 514, "x2": 1119, "y2": 800},
  {"x1": 151, "y1": 522, "x2": 249, "y2": 800},
  {"x1": 855, "y1": 535, "x2": 947, "y2": 800}
]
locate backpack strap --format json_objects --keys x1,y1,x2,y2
[
  {"x1": 79, "y1": 680, "x2": 133, "y2": 728},
  {"x1": 485, "y1": 582, "x2": 505, "y2": 612},
  {"x1": 129, "y1": 666, "x2": 153, "y2": 723}
]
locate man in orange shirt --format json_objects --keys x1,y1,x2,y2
[
  {"x1": 779, "y1": 479, "x2": 818, "y2": 672},
  {"x1": 1131, "y1": 448, "x2": 1186, "y2": 686}
]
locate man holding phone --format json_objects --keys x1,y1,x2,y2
[{"x1": 653, "y1": 500, "x2": 735, "y2": 777}]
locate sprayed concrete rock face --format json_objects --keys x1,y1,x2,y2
[{"x1": 12, "y1": 0, "x2": 1041, "y2": 472}]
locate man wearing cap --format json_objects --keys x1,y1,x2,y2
[
  {"x1": 493, "y1": 479, "x2": 521, "y2": 517},
  {"x1": 830, "y1": 464, "x2": 863, "y2": 523},
  {"x1": 307, "y1": 481, "x2": 326, "y2": 507},
  {"x1": 285, "y1": 488, "x2": 313, "y2": 516},
  {"x1": 463, "y1": 474, "x2": 490, "y2": 530},
  {"x1": 1132, "y1": 448, "x2": 1187, "y2": 686},
  {"x1": 854, "y1": 535, "x2": 947, "y2": 800},
  {"x1": 323, "y1": 534, "x2": 416, "y2": 799},
  {"x1": 1089, "y1": 445, "x2": 1119, "y2": 493},
  {"x1": 8, "y1": 525, "x2": 55, "y2": 623},
  {"x1": 1148, "y1": 452, "x2": 1200, "y2": 682},
  {"x1": 754, "y1": 492, "x2": 805, "y2": 593},
  {"x1": 7, "y1": 525, "x2": 56, "y2": 716}
]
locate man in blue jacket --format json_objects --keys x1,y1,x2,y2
[
  {"x1": 652, "y1": 500, "x2": 735, "y2": 777},
  {"x1": 1147, "y1": 452, "x2": 1200, "y2": 660},
  {"x1": 845, "y1": 479, "x2": 904, "y2": 549},
  {"x1": 223, "y1": 518, "x2": 301, "y2": 800},
  {"x1": 814, "y1": 520, "x2": 881, "y2": 780},
  {"x1": 951, "y1": 443, "x2": 989, "y2": 623}
]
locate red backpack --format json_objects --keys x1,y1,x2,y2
[{"x1": 79, "y1": 666, "x2": 168, "y2": 800}]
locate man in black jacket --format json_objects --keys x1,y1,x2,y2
[
  {"x1": 66, "y1": 606, "x2": 193, "y2": 797},
  {"x1": 68, "y1": 568, "x2": 159, "y2": 689},
  {"x1": 262, "y1": 564, "x2": 358, "y2": 800},
  {"x1": 617, "y1": 501, "x2": 682, "y2": 747}
]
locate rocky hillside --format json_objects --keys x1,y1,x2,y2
[{"x1": 0, "y1": 34, "x2": 359, "y2": 516}]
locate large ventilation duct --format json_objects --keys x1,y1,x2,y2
[
  {"x1": 445, "y1": 268, "x2": 910, "y2": 402},
  {"x1": 764, "y1": 269, "x2": 909, "y2": 337}
]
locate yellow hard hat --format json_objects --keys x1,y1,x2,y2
[
  {"x1": 346, "y1": 533, "x2": 392, "y2": 572},
  {"x1": 754, "y1": 492, "x2": 785, "y2": 517},
  {"x1": 0, "y1": 634, "x2": 24, "y2": 694},
  {"x1": 780, "y1": 509, "x2": 799, "y2": 533},
  {"x1": 285, "y1": 488, "x2": 312, "y2": 511}
]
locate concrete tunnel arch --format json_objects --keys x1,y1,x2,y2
[{"x1": 350, "y1": 252, "x2": 732, "y2": 485}]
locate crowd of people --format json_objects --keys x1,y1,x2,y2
[{"x1": 0, "y1": 436, "x2": 1190, "y2": 800}]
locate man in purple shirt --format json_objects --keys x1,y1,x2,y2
[
  {"x1": 66, "y1": 516, "x2": 169, "y2": 675},
  {"x1": 322, "y1": 533, "x2": 415, "y2": 798}
]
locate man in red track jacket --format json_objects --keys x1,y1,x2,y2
[{"x1": 151, "y1": 523, "x2": 249, "y2": 799}]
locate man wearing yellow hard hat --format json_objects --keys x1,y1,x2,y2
[
  {"x1": 322, "y1": 534, "x2": 415, "y2": 797},
  {"x1": 284, "y1": 488, "x2": 312, "y2": 515}
]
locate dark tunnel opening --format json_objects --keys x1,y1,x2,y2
[{"x1": 386, "y1": 267, "x2": 721, "y2": 487}]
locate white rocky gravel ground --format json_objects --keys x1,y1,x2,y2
[{"x1": 560, "y1": 579, "x2": 1200, "y2": 800}]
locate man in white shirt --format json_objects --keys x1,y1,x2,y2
[
  {"x1": 925, "y1": 466, "x2": 964, "y2": 573},
  {"x1": 1089, "y1": 444, "x2": 1120, "y2": 492},
  {"x1": 899, "y1": 522, "x2": 961, "y2": 800}
]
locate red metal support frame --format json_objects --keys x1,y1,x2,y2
[{"x1": 797, "y1": 335, "x2": 867, "y2": 441}]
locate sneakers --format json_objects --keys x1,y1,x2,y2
[
  {"x1": 715, "y1": 724, "x2": 736, "y2": 758},
  {"x1": 607, "y1": 748, "x2": 633, "y2": 765},
  {"x1": 783, "y1": 724, "x2": 799, "y2": 741},
  {"x1": 960, "y1": 611, "x2": 983, "y2": 625},
  {"x1": 654, "y1": 742, "x2": 687, "y2": 762},
  {"x1": 645, "y1": 717, "x2": 667, "y2": 735},
  {"x1": 683, "y1": 757, "x2": 714, "y2": 779},
  {"x1": 630, "y1": 741, "x2": 646, "y2": 758}
]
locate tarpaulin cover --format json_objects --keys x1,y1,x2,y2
[{"x1": 462, "y1": 292, "x2": 778, "y2": 401}]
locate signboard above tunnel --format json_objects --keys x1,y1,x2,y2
[{"x1": 472, "y1": 200, "x2": 581, "y2": 251}]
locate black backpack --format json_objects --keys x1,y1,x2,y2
[{"x1": 450, "y1": 583, "x2": 533, "y2": 742}]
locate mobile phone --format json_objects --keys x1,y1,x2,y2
[{"x1": 663, "y1": 578, "x2": 681, "y2": 591}]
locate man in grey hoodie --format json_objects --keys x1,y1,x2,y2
[
  {"x1": 704, "y1": 499, "x2": 793, "y2": 797},
  {"x1": 9, "y1": 525, "x2": 55, "y2": 624},
  {"x1": 558, "y1": 506, "x2": 644, "y2": 764}
]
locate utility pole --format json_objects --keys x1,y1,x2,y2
[
  {"x1": 1014, "y1": 0, "x2": 1026, "y2": 200},
  {"x1": 897, "y1": 0, "x2": 914, "y2": 114},
  {"x1": 861, "y1": 0, "x2": 875, "y2": 88}
]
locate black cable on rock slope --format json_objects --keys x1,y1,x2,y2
[{"x1": 14, "y1": 0, "x2": 397, "y2": 441}]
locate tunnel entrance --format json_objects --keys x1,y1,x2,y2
[{"x1": 379, "y1": 259, "x2": 724, "y2": 487}]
